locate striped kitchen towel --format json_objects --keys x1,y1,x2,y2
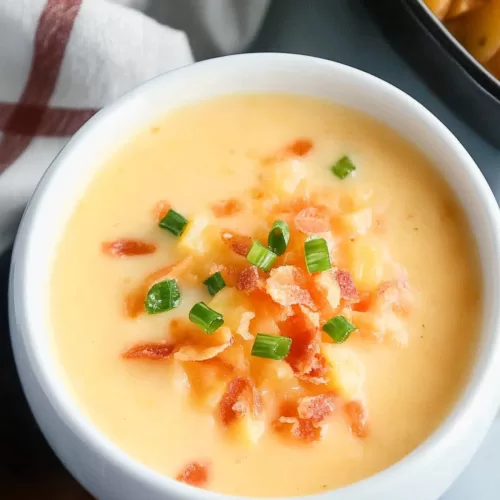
[{"x1": 0, "y1": 0, "x2": 270, "y2": 254}]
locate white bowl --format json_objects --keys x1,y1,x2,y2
[{"x1": 9, "y1": 53, "x2": 500, "y2": 500}]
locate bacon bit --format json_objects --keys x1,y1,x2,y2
[
  {"x1": 212, "y1": 199, "x2": 244, "y2": 218},
  {"x1": 219, "y1": 377, "x2": 261, "y2": 426},
  {"x1": 261, "y1": 139, "x2": 313, "y2": 166},
  {"x1": 352, "y1": 292, "x2": 373, "y2": 312},
  {"x1": 153, "y1": 200, "x2": 171, "y2": 222},
  {"x1": 276, "y1": 393, "x2": 334, "y2": 442},
  {"x1": 122, "y1": 342, "x2": 175, "y2": 360},
  {"x1": 237, "y1": 266, "x2": 262, "y2": 292},
  {"x1": 297, "y1": 393, "x2": 336, "y2": 424},
  {"x1": 377, "y1": 279, "x2": 413, "y2": 315},
  {"x1": 304, "y1": 353, "x2": 329, "y2": 384},
  {"x1": 278, "y1": 416, "x2": 322, "y2": 442},
  {"x1": 176, "y1": 461, "x2": 210, "y2": 487},
  {"x1": 248, "y1": 290, "x2": 290, "y2": 333},
  {"x1": 170, "y1": 320, "x2": 233, "y2": 362},
  {"x1": 285, "y1": 139, "x2": 313, "y2": 157},
  {"x1": 294, "y1": 207, "x2": 330, "y2": 235},
  {"x1": 297, "y1": 305, "x2": 320, "y2": 328},
  {"x1": 102, "y1": 239, "x2": 156, "y2": 257},
  {"x1": 345, "y1": 400, "x2": 368, "y2": 438},
  {"x1": 221, "y1": 231, "x2": 252, "y2": 257},
  {"x1": 265, "y1": 266, "x2": 315, "y2": 309},
  {"x1": 124, "y1": 257, "x2": 193, "y2": 318},
  {"x1": 336, "y1": 269, "x2": 359, "y2": 301},
  {"x1": 280, "y1": 308, "x2": 327, "y2": 384}
]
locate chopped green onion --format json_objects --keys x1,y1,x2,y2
[
  {"x1": 331, "y1": 156, "x2": 356, "y2": 180},
  {"x1": 189, "y1": 302, "x2": 224, "y2": 334},
  {"x1": 247, "y1": 241, "x2": 277, "y2": 272},
  {"x1": 144, "y1": 279, "x2": 181, "y2": 314},
  {"x1": 304, "y1": 237, "x2": 331, "y2": 273},
  {"x1": 251, "y1": 334, "x2": 292, "y2": 360},
  {"x1": 159, "y1": 209, "x2": 188, "y2": 236},
  {"x1": 268, "y1": 220, "x2": 290, "y2": 256},
  {"x1": 323, "y1": 315, "x2": 357, "y2": 343},
  {"x1": 203, "y1": 271, "x2": 226, "y2": 296}
]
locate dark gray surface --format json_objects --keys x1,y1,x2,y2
[{"x1": 1, "y1": 0, "x2": 498, "y2": 498}]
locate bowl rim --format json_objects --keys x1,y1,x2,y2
[{"x1": 9, "y1": 52, "x2": 500, "y2": 500}]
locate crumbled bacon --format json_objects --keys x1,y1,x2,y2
[
  {"x1": 170, "y1": 320, "x2": 233, "y2": 362},
  {"x1": 153, "y1": 200, "x2": 171, "y2": 222},
  {"x1": 280, "y1": 307, "x2": 327, "y2": 384},
  {"x1": 352, "y1": 292, "x2": 373, "y2": 312},
  {"x1": 335, "y1": 269, "x2": 359, "y2": 301},
  {"x1": 122, "y1": 322, "x2": 233, "y2": 362},
  {"x1": 212, "y1": 199, "x2": 244, "y2": 218},
  {"x1": 124, "y1": 257, "x2": 193, "y2": 317},
  {"x1": 176, "y1": 461, "x2": 210, "y2": 487},
  {"x1": 303, "y1": 354, "x2": 329, "y2": 384},
  {"x1": 297, "y1": 305, "x2": 320, "y2": 328},
  {"x1": 122, "y1": 342, "x2": 175, "y2": 360},
  {"x1": 221, "y1": 231, "x2": 252, "y2": 257},
  {"x1": 377, "y1": 278, "x2": 413, "y2": 315},
  {"x1": 297, "y1": 393, "x2": 336, "y2": 425},
  {"x1": 345, "y1": 400, "x2": 368, "y2": 438},
  {"x1": 285, "y1": 138, "x2": 313, "y2": 157},
  {"x1": 237, "y1": 266, "x2": 262, "y2": 292},
  {"x1": 102, "y1": 239, "x2": 156, "y2": 257},
  {"x1": 262, "y1": 139, "x2": 313, "y2": 166},
  {"x1": 278, "y1": 416, "x2": 322, "y2": 442},
  {"x1": 219, "y1": 377, "x2": 261, "y2": 426},
  {"x1": 294, "y1": 207, "x2": 330, "y2": 235},
  {"x1": 265, "y1": 266, "x2": 315, "y2": 309},
  {"x1": 277, "y1": 393, "x2": 335, "y2": 442}
]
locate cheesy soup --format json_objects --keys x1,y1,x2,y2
[{"x1": 51, "y1": 94, "x2": 482, "y2": 497}]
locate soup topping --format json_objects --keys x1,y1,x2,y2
[{"x1": 104, "y1": 140, "x2": 414, "y2": 488}]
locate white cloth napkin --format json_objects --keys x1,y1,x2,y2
[{"x1": 0, "y1": 0, "x2": 269, "y2": 254}]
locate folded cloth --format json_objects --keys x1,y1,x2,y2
[{"x1": 0, "y1": 0, "x2": 269, "y2": 254}]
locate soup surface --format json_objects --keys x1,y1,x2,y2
[{"x1": 51, "y1": 94, "x2": 482, "y2": 497}]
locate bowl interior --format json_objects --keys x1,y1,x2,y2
[{"x1": 11, "y1": 54, "x2": 500, "y2": 500}]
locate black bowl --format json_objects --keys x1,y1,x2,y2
[{"x1": 364, "y1": 0, "x2": 500, "y2": 149}]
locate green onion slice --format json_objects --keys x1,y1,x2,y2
[
  {"x1": 144, "y1": 279, "x2": 181, "y2": 314},
  {"x1": 247, "y1": 241, "x2": 277, "y2": 272},
  {"x1": 331, "y1": 156, "x2": 356, "y2": 180},
  {"x1": 203, "y1": 271, "x2": 226, "y2": 296},
  {"x1": 304, "y1": 237, "x2": 331, "y2": 273},
  {"x1": 189, "y1": 302, "x2": 224, "y2": 334},
  {"x1": 159, "y1": 209, "x2": 188, "y2": 236},
  {"x1": 323, "y1": 315, "x2": 357, "y2": 343},
  {"x1": 251, "y1": 334, "x2": 292, "y2": 360},
  {"x1": 268, "y1": 220, "x2": 290, "y2": 256}
]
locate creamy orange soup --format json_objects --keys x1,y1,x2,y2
[{"x1": 51, "y1": 94, "x2": 481, "y2": 497}]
